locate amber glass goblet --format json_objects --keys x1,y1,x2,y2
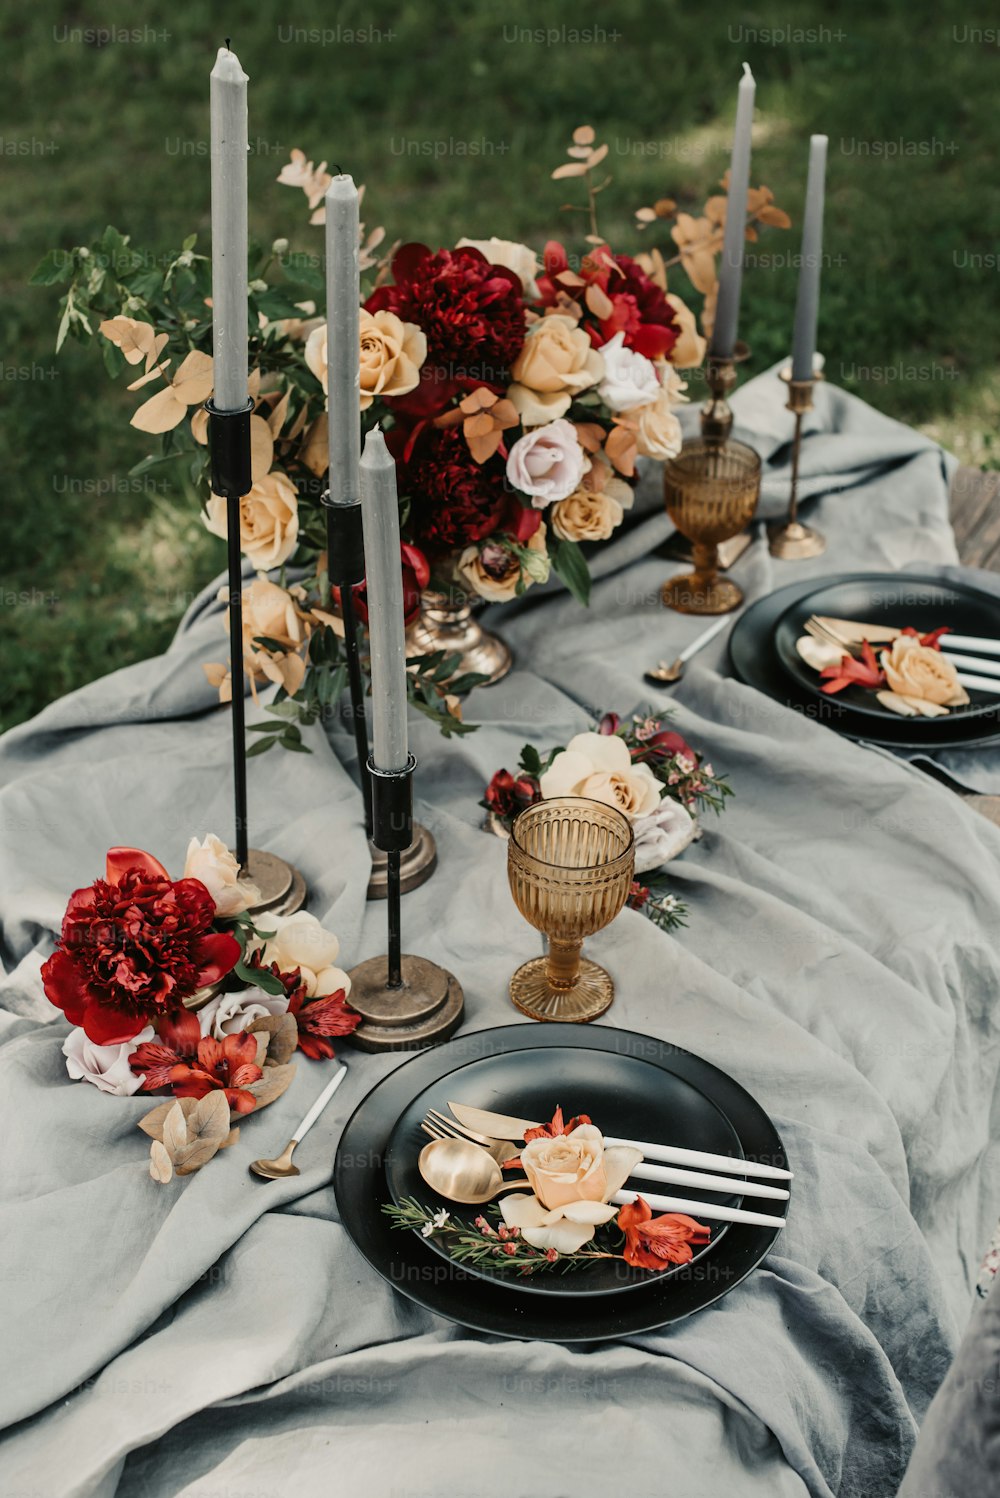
[
  {"x1": 507, "y1": 797, "x2": 635, "y2": 1023},
  {"x1": 662, "y1": 437, "x2": 762, "y2": 614}
]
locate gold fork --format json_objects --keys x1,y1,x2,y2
[{"x1": 421, "y1": 1109, "x2": 520, "y2": 1166}]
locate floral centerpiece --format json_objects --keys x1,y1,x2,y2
[
  {"x1": 483, "y1": 709, "x2": 731, "y2": 931},
  {"x1": 35, "y1": 124, "x2": 788, "y2": 740},
  {"x1": 46, "y1": 839, "x2": 360, "y2": 1183}
]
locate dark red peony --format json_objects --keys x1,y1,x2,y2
[
  {"x1": 365, "y1": 243, "x2": 525, "y2": 412},
  {"x1": 130, "y1": 1009, "x2": 263, "y2": 1114},
  {"x1": 41, "y1": 849, "x2": 240, "y2": 1045},
  {"x1": 617, "y1": 1196, "x2": 711, "y2": 1270},
  {"x1": 337, "y1": 542, "x2": 431, "y2": 627},
  {"x1": 402, "y1": 425, "x2": 510, "y2": 555},
  {"x1": 484, "y1": 769, "x2": 541, "y2": 820}
]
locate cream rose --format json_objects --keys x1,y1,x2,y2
[
  {"x1": 197, "y1": 987, "x2": 290, "y2": 1039},
  {"x1": 204, "y1": 470, "x2": 299, "y2": 571},
  {"x1": 459, "y1": 524, "x2": 550, "y2": 603},
  {"x1": 306, "y1": 313, "x2": 426, "y2": 409},
  {"x1": 259, "y1": 911, "x2": 351, "y2": 998},
  {"x1": 551, "y1": 464, "x2": 633, "y2": 542},
  {"x1": 500, "y1": 1124, "x2": 643, "y2": 1253},
  {"x1": 507, "y1": 315, "x2": 604, "y2": 424},
  {"x1": 634, "y1": 384, "x2": 684, "y2": 462},
  {"x1": 596, "y1": 330, "x2": 660, "y2": 412},
  {"x1": 183, "y1": 833, "x2": 261, "y2": 918},
  {"x1": 62, "y1": 1024, "x2": 154, "y2": 1096},
  {"x1": 540, "y1": 731, "x2": 661, "y2": 820},
  {"x1": 456, "y1": 236, "x2": 539, "y2": 293},
  {"x1": 881, "y1": 635, "x2": 969, "y2": 707},
  {"x1": 506, "y1": 419, "x2": 588, "y2": 507}
]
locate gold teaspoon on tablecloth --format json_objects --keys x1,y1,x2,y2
[{"x1": 250, "y1": 1062, "x2": 348, "y2": 1180}]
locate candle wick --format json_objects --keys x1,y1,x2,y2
[
  {"x1": 224, "y1": 36, "x2": 231, "y2": 49},
  {"x1": 332, "y1": 163, "x2": 343, "y2": 176}
]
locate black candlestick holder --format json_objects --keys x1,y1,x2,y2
[
  {"x1": 323, "y1": 491, "x2": 437, "y2": 901},
  {"x1": 207, "y1": 399, "x2": 305, "y2": 917},
  {"x1": 347, "y1": 754, "x2": 463, "y2": 1051}
]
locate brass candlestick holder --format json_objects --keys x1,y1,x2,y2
[
  {"x1": 347, "y1": 756, "x2": 463, "y2": 1051},
  {"x1": 767, "y1": 368, "x2": 826, "y2": 560},
  {"x1": 700, "y1": 340, "x2": 751, "y2": 442}
]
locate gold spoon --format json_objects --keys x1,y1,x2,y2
[
  {"x1": 249, "y1": 1062, "x2": 348, "y2": 1180},
  {"x1": 644, "y1": 612, "x2": 735, "y2": 686},
  {"x1": 418, "y1": 1135, "x2": 530, "y2": 1205}
]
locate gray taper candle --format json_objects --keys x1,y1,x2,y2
[
  {"x1": 360, "y1": 427, "x2": 408, "y2": 772},
  {"x1": 710, "y1": 63, "x2": 755, "y2": 361},
  {"x1": 325, "y1": 175, "x2": 361, "y2": 505},
  {"x1": 210, "y1": 46, "x2": 249, "y2": 412},
  {"x1": 791, "y1": 135, "x2": 828, "y2": 382}
]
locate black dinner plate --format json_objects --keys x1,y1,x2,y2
[
  {"x1": 773, "y1": 575, "x2": 1000, "y2": 723},
  {"x1": 333, "y1": 1023, "x2": 788, "y2": 1343},
  {"x1": 383, "y1": 1045, "x2": 742, "y2": 1297},
  {"x1": 730, "y1": 576, "x2": 1000, "y2": 751}
]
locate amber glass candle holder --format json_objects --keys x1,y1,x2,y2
[
  {"x1": 507, "y1": 797, "x2": 635, "y2": 1023},
  {"x1": 662, "y1": 438, "x2": 762, "y2": 614}
]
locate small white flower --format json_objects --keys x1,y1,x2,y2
[{"x1": 431, "y1": 1208, "x2": 450, "y2": 1228}]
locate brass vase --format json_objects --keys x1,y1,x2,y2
[{"x1": 406, "y1": 587, "x2": 512, "y2": 687}]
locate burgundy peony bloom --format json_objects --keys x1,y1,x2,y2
[
  {"x1": 485, "y1": 769, "x2": 541, "y2": 820},
  {"x1": 41, "y1": 849, "x2": 241, "y2": 1045},
  {"x1": 337, "y1": 542, "x2": 431, "y2": 627},
  {"x1": 403, "y1": 425, "x2": 510, "y2": 555},
  {"x1": 365, "y1": 243, "x2": 525, "y2": 412},
  {"x1": 130, "y1": 1009, "x2": 261, "y2": 1114}
]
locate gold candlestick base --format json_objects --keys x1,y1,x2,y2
[
  {"x1": 767, "y1": 368, "x2": 826, "y2": 560},
  {"x1": 346, "y1": 953, "x2": 464, "y2": 1051},
  {"x1": 237, "y1": 848, "x2": 307, "y2": 918},
  {"x1": 700, "y1": 340, "x2": 751, "y2": 442},
  {"x1": 366, "y1": 822, "x2": 437, "y2": 900}
]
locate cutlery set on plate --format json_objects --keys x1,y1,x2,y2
[
  {"x1": 417, "y1": 1100, "x2": 791, "y2": 1230},
  {"x1": 805, "y1": 614, "x2": 1000, "y2": 695}
]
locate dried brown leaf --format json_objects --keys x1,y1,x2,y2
[
  {"x1": 566, "y1": 145, "x2": 592, "y2": 160},
  {"x1": 756, "y1": 205, "x2": 791, "y2": 229},
  {"x1": 245, "y1": 1062, "x2": 297, "y2": 1111},
  {"x1": 248, "y1": 1013, "x2": 298, "y2": 1067},
  {"x1": 654, "y1": 197, "x2": 677, "y2": 218},
  {"x1": 635, "y1": 207, "x2": 658, "y2": 225},
  {"x1": 149, "y1": 1140, "x2": 174, "y2": 1184},
  {"x1": 138, "y1": 1097, "x2": 198, "y2": 1142},
  {"x1": 552, "y1": 162, "x2": 588, "y2": 180},
  {"x1": 585, "y1": 284, "x2": 614, "y2": 321},
  {"x1": 585, "y1": 144, "x2": 609, "y2": 170},
  {"x1": 218, "y1": 1127, "x2": 241, "y2": 1150},
  {"x1": 572, "y1": 125, "x2": 596, "y2": 145},
  {"x1": 162, "y1": 1101, "x2": 188, "y2": 1157}
]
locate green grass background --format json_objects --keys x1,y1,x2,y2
[{"x1": 2, "y1": 1, "x2": 998, "y2": 730}]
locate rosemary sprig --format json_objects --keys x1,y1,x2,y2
[{"x1": 382, "y1": 1198, "x2": 622, "y2": 1276}]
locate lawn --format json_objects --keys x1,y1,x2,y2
[{"x1": 2, "y1": 0, "x2": 998, "y2": 729}]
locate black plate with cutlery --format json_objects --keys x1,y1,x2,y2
[
  {"x1": 730, "y1": 574, "x2": 1000, "y2": 750},
  {"x1": 773, "y1": 575, "x2": 1000, "y2": 724},
  {"x1": 382, "y1": 1045, "x2": 742, "y2": 1297},
  {"x1": 333, "y1": 1024, "x2": 788, "y2": 1342}
]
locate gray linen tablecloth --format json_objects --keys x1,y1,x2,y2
[{"x1": 2, "y1": 369, "x2": 999, "y2": 1498}]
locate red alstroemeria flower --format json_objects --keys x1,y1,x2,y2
[
  {"x1": 336, "y1": 542, "x2": 430, "y2": 628},
  {"x1": 617, "y1": 1196, "x2": 711, "y2": 1270},
  {"x1": 41, "y1": 848, "x2": 241, "y2": 1045},
  {"x1": 252, "y1": 960, "x2": 362, "y2": 1061},
  {"x1": 130, "y1": 1010, "x2": 262, "y2": 1114},
  {"x1": 900, "y1": 625, "x2": 951, "y2": 650},
  {"x1": 819, "y1": 640, "x2": 886, "y2": 695}
]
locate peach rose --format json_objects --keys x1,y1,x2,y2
[
  {"x1": 881, "y1": 635, "x2": 969, "y2": 707},
  {"x1": 306, "y1": 312, "x2": 426, "y2": 408},
  {"x1": 203, "y1": 469, "x2": 299, "y2": 571},
  {"x1": 204, "y1": 577, "x2": 312, "y2": 703},
  {"x1": 508, "y1": 315, "x2": 604, "y2": 424},
  {"x1": 500, "y1": 1125, "x2": 643, "y2": 1253},
  {"x1": 551, "y1": 462, "x2": 633, "y2": 542},
  {"x1": 458, "y1": 523, "x2": 550, "y2": 603},
  {"x1": 634, "y1": 383, "x2": 684, "y2": 462},
  {"x1": 183, "y1": 833, "x2": 261, "y2": 918},
  {"x1": 540, "y1": 731, "x2": 660, "y2": 819}
]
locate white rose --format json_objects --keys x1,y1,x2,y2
[
  {"x1": 183, "y1": 833, "x2": 260, "y2": 918},
  {"x1": 596, "y1": 330, "x2": 661, "y2": 412},
  {"x1": 456, "y1": 236, "x2": 540, "y2": 294},
  {"x1": 632, "y1": 800, "x2": 696, "y2": 873},
  {"x1": 506, "y1": 419, "x2": 588, "y2": 507},
  {"x1": 62, "y1": 1025, "x2": 154, "y2": 1096},
  {"x1": 197, "y1": 987, "x2": 290, "y2": 1039},
  {"x1": 259, "y1": 912, "x2": 351, "y2": 997},
  {"x1": 539, "y1": 731, "x2": 661, "y2": 820}
]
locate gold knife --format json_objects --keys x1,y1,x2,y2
[{"x1": 448, "y1": 1101, "x2": 793, "y2": 1181}]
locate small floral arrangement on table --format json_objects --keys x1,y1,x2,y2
[
  {"x1": 35, "y1": 124, "x2": 789, "y2": 749},
  {"x1": 385, "y1": 1105, "x2": 710, "y2": 1275},
  {"x1": 483, "y1": 710, "x2": 731, "y2": 932},
  {"x1": 797, "y1": 626, "x2": 969, "y2": 717},
  {"x1": 44, "y1": 837, "x2": 360, "y2": 1183}
]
